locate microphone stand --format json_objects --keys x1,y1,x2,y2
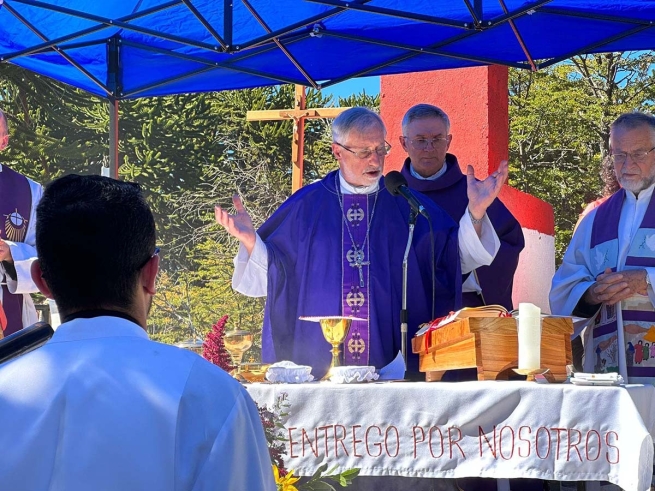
[{"x1": 401, "y1": 208, "x2": 418, "y2": 370}]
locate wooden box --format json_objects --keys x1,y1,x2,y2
[{"x1": 412, "y1": 317, "x2": 573, "y2": 382}]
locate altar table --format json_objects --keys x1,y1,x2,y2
[{"x1": 247, "y1": 381, "x2": 655, "y2": 491}]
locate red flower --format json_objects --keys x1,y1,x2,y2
[{"x1": 202, "y1": 315, "x2": 236, "y2": 373}]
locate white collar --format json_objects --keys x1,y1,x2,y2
[
  {"x1": 338, "y1": 170, "x2": 379, "y2": 194},
  {"x1": 625, "y1": 182, "x2": 655, "y2": 203},
  {"x1": 409, "y1": 161, "x2": 447, "y2": 181},
  {"x1": 49, "y1": 316, "x2": 149, "y2": 343}
]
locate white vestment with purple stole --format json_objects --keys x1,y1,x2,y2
[
  {"x1": 587, "y1": 189, "x2": 655, "y2": 384},
  {"x1": 0, "y1": 164, "x2": 40, "y2": 335}
]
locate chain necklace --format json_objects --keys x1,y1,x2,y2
[{"x1": 335, "y1": 172, "x2": 380, "y2": 287}]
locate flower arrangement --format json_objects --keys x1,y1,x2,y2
[
  {"x1": 257, "y1": 393, "x2": 359, "y2": 491},
  {"x1": 203, "y1": 317, "x2": 359, "y2": 490},
  {"x1": 201, "y1": 315, "x2": 235, "y2": 372}
]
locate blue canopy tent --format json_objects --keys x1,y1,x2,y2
[{"x1": 0, "y1": 0, "x2": 654, "y2": 175}]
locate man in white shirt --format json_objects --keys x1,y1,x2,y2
[
  {"x1": 551, "y1": 112, "x2": 655, "y2": 384},
  {"x1": 0, "y1": 174, "x2": 275, "y2": 491},
  {"x1": 0, "y1": 109, "x2": 41, "y2": 334}
]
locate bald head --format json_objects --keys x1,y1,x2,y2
[{"x1": 0, "y1": 110, "x2": 8, "y2": 151}]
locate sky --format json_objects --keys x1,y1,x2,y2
[{"x1": 320, "y1": 76, "x2": 380, "y2": 99}]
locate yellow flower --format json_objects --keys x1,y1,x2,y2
[{"x1": 272, "y1": 465, "x2": 300, "y2": 491}]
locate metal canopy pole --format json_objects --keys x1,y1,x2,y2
[
  {"x1": 107, "y1": 36, "x2": 120, "y2": 179},
  {"x1": 108, "y1": 97, "x2": 119, "y2": 179}
]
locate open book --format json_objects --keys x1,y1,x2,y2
[{"x1": 415, "y1": 305, "x2": 511, "y2": 337}]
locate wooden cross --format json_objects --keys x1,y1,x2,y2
[{"x1": 246, "y1": 85, "x2": 351, "y2": 192}]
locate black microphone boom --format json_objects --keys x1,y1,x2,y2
[{"x1": 384, "y1": 171, "x2": 430, "y2": 218}]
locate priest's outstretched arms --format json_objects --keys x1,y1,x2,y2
[{"x1": 217, "y1": 107, "x2": 462, "y2": 378}]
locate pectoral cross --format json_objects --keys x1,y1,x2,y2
[{"x1": 351, "y1": 249, "x2": 369, "y2": 288}]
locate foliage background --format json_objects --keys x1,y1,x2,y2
[{"x1": 1, "y1": 51, "x2": 654, "y2": 346}]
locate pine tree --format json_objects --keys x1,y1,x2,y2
[{"x1": 202, "y1": 315, "x2": 235, "y2": 372}]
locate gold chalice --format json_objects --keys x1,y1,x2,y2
[
  {"x1": 299, "y1": 316, "x2": 365, "y2": 379},
  {"x1": 223, "y1": 330, "x2": 254, "y2": 379}
]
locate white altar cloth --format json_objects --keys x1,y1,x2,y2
[{"x1": 247, "y1": 381, "x2": 655, "y2": 491}]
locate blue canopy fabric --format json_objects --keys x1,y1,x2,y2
[{"x1": 0, "y1": 0, "x2": 654, "y2": 99}]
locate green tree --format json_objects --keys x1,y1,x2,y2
[{"x1": 508, "y1": 51, "x2": 655, "y2": 261}]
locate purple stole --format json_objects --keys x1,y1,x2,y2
[
  {"x1": 0, "y1": 166, "x2": 32, "y2": 335},
  {"x1": 590, "y1": 189, "x2": 655, "y2": 382},
  {"x1": 341, "y1": 194, "x2": 371, "y2": 366}
]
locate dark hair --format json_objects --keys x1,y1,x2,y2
[
  {"x1": 36, "y1": 175, "x2": 156, "y2": 312},
  {"x1": 600, "y1": 155, "x2": 620, "y2": 197}
]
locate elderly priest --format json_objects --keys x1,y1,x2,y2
[
  {"x1": 551, "y1": 112, "x2": 655, "y2": 384},
  {"x1": 216, "y1": 107, "x2": 461, "y2": 378}
]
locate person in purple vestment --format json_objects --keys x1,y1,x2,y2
[
  {"x1": 399, "y1": 104, "x2": 524, "y2": 310},
  {"x1": 0, "y1": 109, "x2": 41, "y2": 335},
  {"x1": 216, "y1": 107, "x2": 461, "y2": 378}
]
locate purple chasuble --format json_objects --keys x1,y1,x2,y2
[
  {"x1": 258, "y1": 170, "x2": 462, "y2": 378},
  {"x1": 0, "y1": 166, "x2": 32, "y2": 335},
  {"x1": 401, "y1": 155, "x2": 524, "y2": 310},
  {"x1": 590, "y1": 189, "x2": 655, "y2": 381},
  {"x1": 340, "y1": 193, "x2": 373, "y2": 365}
]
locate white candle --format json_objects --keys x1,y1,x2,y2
[{"x1": 518, "y1": 302, "x2": 541, "y2": 370}]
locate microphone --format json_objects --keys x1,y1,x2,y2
[{"x1": 384, "y1": 171, "x2": 430, "y2": 218}]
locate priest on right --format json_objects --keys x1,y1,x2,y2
[{"x1": 551, "y1": 112, "x2": 655, "y2": 384}]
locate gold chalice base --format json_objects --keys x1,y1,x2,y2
[{"x1": 239, "y1": 363, "x2": 271, "y2": 383}]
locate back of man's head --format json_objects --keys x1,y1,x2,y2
[{"x1": 36, "y1": 175, "x2": 156, "y2": 313}]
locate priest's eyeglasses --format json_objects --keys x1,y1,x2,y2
[
  {"x1": 137, "y1": 247, "x2": 160, "y2": 270},
  {"x1": 610, "y1": 147, "x2": 655, "y2": 165},
  {"x1": 335, "y1": 141, "x2": 391, "y2": 159},
  {"x1": 404, "y1": 136, "x2": 449, "y2": 150}
]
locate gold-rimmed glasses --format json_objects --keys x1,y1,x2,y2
[{"x1": 334, "y1": 141, "x2": 391, "y2": 159}]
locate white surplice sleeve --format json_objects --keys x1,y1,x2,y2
[
  {"x1": 232, "y1": 233, "x2": 268, "y2": 297},
  {"x1": 549, "y1": 210, "x2": 597, "y2": 317},
  {"x1": 458, "y1": 211, "x2": 500, "y2": 275}
]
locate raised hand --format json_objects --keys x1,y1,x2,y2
[
  {"x1": 215, "y1": 195, "x2": 256, "y2": 255},
  {"x1": 466, "y1": 159, "x2": 508, "y2": 220},
  {"x1": 0, "y1": 240, "x2": 12, "y2": 262}
]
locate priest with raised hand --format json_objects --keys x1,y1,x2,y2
[
  {"x1": 216, "y1": 107, "x2": 461, "y2": 378},
  {"x1": 399, "y1": 104, "x2": 524, "y2": 310}
]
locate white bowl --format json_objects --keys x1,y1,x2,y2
[
  {"x1": 266, "y1": 361, "x2": 314, "y2": 383},
  {"x1": 329, "y1": 366, "x2": 379, "y2": 383}
]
